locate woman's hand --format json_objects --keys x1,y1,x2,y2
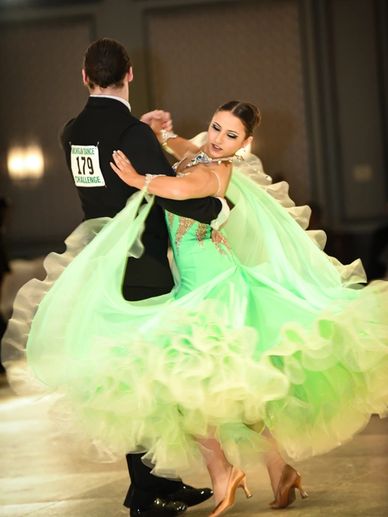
[{"x1": 110, "y1": 150, "x2": 143, "y2": 189}]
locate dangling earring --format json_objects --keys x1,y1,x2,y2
[{"x1": 235, "y1": 146, "x2": 247, "y2": 161}]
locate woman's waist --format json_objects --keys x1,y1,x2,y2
[
  {"x1": 174, "y1": 242, "x2": 235, "y2": 277},
  {"x1": 175, "y1": 259, "x2": 238, "y2": 297}
]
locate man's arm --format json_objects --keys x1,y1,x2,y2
[{"x1": 118, "y1": 122, "x2": 222, "y2": 224}]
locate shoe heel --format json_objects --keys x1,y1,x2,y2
[
  {"x1": 298, "y1": 487, "x2": 308, "y2": 499},
  {"x1": 239, "y1": 476, "x2": 252, "y2": 499},
  {"x1": 295, "y1": 477, "x2": 308, "y2": 499}
]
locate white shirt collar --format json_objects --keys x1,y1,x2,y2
[{"x1": 90, "y1": 94, "x2": 131, "y2": 112}]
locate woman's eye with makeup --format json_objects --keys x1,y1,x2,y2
[
  {"x1": 211, "y1": 124, "x2": 220, "y2": 131},
  {"x1": 227, "y1": 133, "x2": 238, "y2": 139}
]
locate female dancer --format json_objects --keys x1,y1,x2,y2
[
  {"x1": 110, "y1": 100, "x2": 388, "y2": 513},
  {"x1": 5, "y1": 102, "x2": 388, "y2": 516},
  {"x1": 111, "y1": 101, "x2": 307, "y2": 514}
]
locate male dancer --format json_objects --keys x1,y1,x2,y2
[{"x1": 61, "y1": 38, "x2": 224, "y2": 517}]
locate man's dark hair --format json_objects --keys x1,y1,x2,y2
[{"x1": 84, "y1": 38, "x2": 131, "y2": 89}]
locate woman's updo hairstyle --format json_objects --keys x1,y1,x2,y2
[{"x1": 217, "y1": 100, "x2": 261, "y2": 137}]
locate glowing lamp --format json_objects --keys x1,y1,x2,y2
[{"x1": 7, "y1": 145, "x2": 44, "y2": 180}]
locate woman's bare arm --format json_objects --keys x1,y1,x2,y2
[
  {"x1": 160, "y1": 135, "x2": 199, "y2": 161},
  {"x1": 110, "y1": 150, "x2": 228, "y2": 200}
]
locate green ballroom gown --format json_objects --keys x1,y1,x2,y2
[{"x1": 3, "y1": 158, "x2": 388, "y2": 477}]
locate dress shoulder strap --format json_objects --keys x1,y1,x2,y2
[{"x1": 210, "y1": 169, "x2": 222, "y2": 196}]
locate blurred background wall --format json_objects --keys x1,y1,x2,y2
[{"x1": 0, "y1": 0, "x2": 387, "y2": 277}]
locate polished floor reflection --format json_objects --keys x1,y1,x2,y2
[{"x1": 1, "y1": 375, "x2": 387, "y2": 517}]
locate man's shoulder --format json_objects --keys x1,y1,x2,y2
[
  {"x1": 118, "y1": 118, "x2": 154, "y2": 142},
  {"x1": 60, "y1": 117, "x2": 76, "y2": 149},
  {"x1": 61, "y1": 116, "x2": 76, "y2": 134},
  {"x1": 64, "y1": 100, "x2": 140, "y2": 126},
  {"x1": 60, "y1": 103, "x2": 141, "y2": 147}
]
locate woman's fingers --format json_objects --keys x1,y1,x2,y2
[
  {"x1": 111, "y1": 151, "x2": 140, "y2": 188},
  {"x1": 110, "y1": 161, "x2": 123, "y2": 177},
  {"x1": 112, "y1": 150, "x2": 132, "y2": 171},
  {"x1": 115, "y1": 150, "x2": 129, "y2": 161},
  {"x1": 111, "y1": 155, "x2": 129, "y2": 177},
  {"x1": 113, "y1": 150, "x2": 127, "y2": 163}
]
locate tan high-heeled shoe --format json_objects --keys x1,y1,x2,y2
[
  {"x1": 270, "y1": 464, "x2": 308, "y2": 509},
  {"x1": 209, "y1": 466, "x2": 252, "y2": 517}
]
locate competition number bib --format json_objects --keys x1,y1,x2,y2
[{"x1": 70, "y1": 145, "x2": 106, "y2": 187}]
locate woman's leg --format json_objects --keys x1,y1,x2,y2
[
  {"x1": 197, "y1": 436, "x2": 233, "y2": 505},
  {"x1": 262, "y1": 428, "x2": 287, "y2": 496},
  {"x1": 257, "y1": 426, "x2": 308, "y2": 508},
  {"x1": 197, "y1": 426, "x2": 286, "y2": 501},
  {"x1": 197, "y1": 435, "x2": 252, "y2": 517},
  {"x1": 247, "y1": 422, "x2": 286, "y2": 495}
]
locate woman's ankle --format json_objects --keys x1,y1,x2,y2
[
  {"x1": 265, "y1": 455, "x2": 286, "y2": 495},
  {"x1": 211, "y1": 464, "x2": 233, "y2": 505},
  {"x1": 197, "y1": 435, "x2": 233, "y2": 504}
]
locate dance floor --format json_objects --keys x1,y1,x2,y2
[{"x1": 0, "y1": 374, "x2": 388, "y2": 517}]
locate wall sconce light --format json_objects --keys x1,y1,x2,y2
[{"x1": 7, "y1": 145, "x2": 45, "y2": 181}]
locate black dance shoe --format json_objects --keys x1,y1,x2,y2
[
  {"x1": 130, "y1": 497, "x2": 187, "y2": 517},
  {"x1": 166, "y1": 484, "x2": 213, "y2": 507}
]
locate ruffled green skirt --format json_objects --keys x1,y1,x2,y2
[{"x1": 3, "y1": 169, "x2": 388, "y2": 477}]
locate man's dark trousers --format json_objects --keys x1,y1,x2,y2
[{"x1": 122, "y1": 286, "x2": 184, "y2": 510}]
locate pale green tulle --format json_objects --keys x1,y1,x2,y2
[{"x1": 2, "y1": 166, "x2": 388, "y2": 477}]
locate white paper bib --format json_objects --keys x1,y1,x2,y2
[{"x1": 70, "y1": 145, "x2": 106, "y2": 187}]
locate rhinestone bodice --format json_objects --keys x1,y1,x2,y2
[{"x1": 165, "y1": 211, "x2": 235, "y2": 297}]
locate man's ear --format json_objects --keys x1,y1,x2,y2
[
  {"x1": 81, "y1": 68, "x2": 88, "y2": 86},
  {"x1": 127, "y1": 66, "x2": 134, "y2": 83}
]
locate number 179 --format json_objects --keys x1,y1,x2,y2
[{"x1": 76, "y1": 156, "x2": 94, "y2": 175}]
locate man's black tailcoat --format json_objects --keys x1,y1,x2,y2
[
  {"x1": 61, "y1": 96, "x2": 221, "y2": 297},
  {"x1": 60, "y1": 96, "x2": 221, "y2": 509}
]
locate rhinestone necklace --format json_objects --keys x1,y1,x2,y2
[{"x1": 183, "y1": 151, "x2": 234, "y2": 169}]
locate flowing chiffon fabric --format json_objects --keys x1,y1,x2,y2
[{"x1": 2, "y1": 156, "x2": 388, "y2": 476}]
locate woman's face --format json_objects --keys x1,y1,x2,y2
[{"x1": 205, "y1": 110, "x2": 252, "y2": 159}]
